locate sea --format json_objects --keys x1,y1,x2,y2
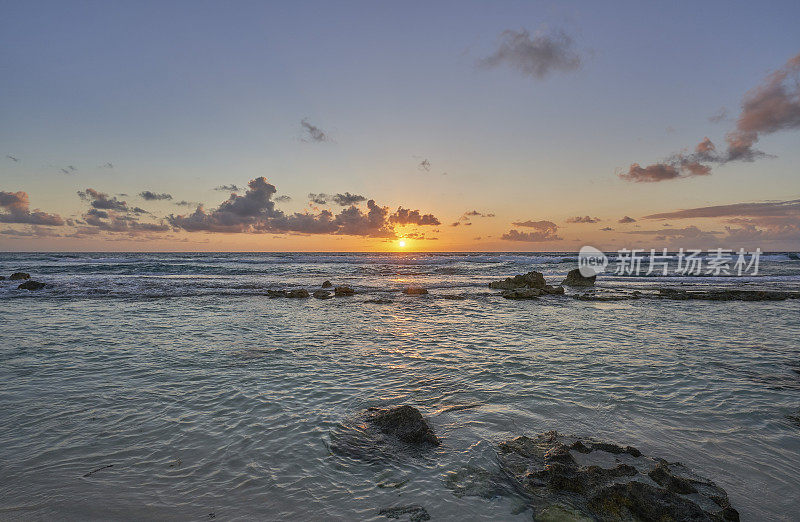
[{"x1": 1, "y1": 251, "x2": 799, "y2": 520}]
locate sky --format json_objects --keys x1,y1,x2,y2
[{"x1": 1, "y1": 0, "x2": 799, "y2": 252}]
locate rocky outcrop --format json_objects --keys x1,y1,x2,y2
[
  {"x1": 562, "y1": 268, "x2": 596, "y2": 287},
  {"x1": 495, "y1": 431, "x2": 738, "y2": 521},
  {"x1": 489, "y1": 271, "x2": 547, "y2": 290},
  {"x1": 10, "y1": 272, "x2": 30, "y2": 280},
  {"x1": 18, "y1": 280, "x2": 46, "y2": 291},
  {"x1": 501, "y1": 288, "x2": 544, "y2": 299},
  {"x1": 334, "y1": 286, "x2": 355, "y2": 296},
  {"x1": 313, "y1": 290, "x2": 332, "y2": 299},
  {"x1": 660, "y1": 288, "x2": 800, "y2": 301},
  {"x1": 402, "y1": 287, "x2": 428, "y2": 295},
  {"x1": 489, "y1": 270, "x2": 564, "y2": 296},
  {"x1": 322, "y1": 280, "x2": 333, "y2": 288},
  {"x1": 366, "y1": 405, "x2": 439, "y2": 446}
]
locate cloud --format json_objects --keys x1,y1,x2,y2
[
  {"x1": 479, "y1": 28, "x2": 582, "y2": 79},
  {"x1": 618, "y1": 216, "x2": 637, "y2": 223},
  {"x1": 275, "y1": 195, "x2": 292, "y2": 202},
  {"x1": 620, "y1": 53, "x2": 800, "y2": 182},
  {"x1": 418, "y1": 159, "x2": 431, "y2": 172},
  {"x1": 308, "y1": 193, "x2": 329, "y2": 205},
  {"x1": 512, "y1": 219, "x2": 558, "y2": 229},
  {"x1": 566, "y1": 215, "x2": 600, "y2": 223},
  {"x1": 78, "y1": 188, "x2": 129, "y2": 212},
  {"x1": 464, "y1": 210, "x2": 495, "y2": 218},
  {"x1": 59, "y1": 165, "x2": 77, "y2": 175},
  {"x1": 99, "y1": 162, "x2": 114, "y2": 169},
  {"x1": 0, "y1": 191, "x2": 64, "y2": 226},
  {"x1": 139, "y1": 191, "x2": 173, "y2": 201},
  {"x1": 600, "y1": 227, "x2": 614, "y2": 231},
  {"x1": 390, "y1": 207, "x2": 441, "y2": 226},
  {"x1": 214, "y1": 184, "x2": 240, "y2": 192},
  {"x1": 6, "y1": 155, "x2": 19, "y2": 162},
  {"x1": 625, "y1": 225, "x2": 721, "y2": 242},
  {"x1": 169, "y1": 177, "x2": 437, "y2": 238},
  {"x1": 331, "y1": 192, "x2": 366, "y2": 206},
  {"x1": 502, "y1": 219, "x2": 561, "y2": 241},
  {"x1": 708, "y1": 107, "x2": 728, "y2": 123},
  {"x1": 644, "y1": 199, "x2": 800, "y2": 219},
  {"x1": 174, "y1": 200, "x2": 195, "y2": 207},
  {"x1": 300, "y1": 118, "x2": 330, "y2": 143}
]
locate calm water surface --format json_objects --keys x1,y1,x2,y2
[{"x1": 1, "y1": 252, "x2": 799, "y2": 520}]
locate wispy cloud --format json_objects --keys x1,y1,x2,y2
[
  {"x1": 621, "y1": 53, "x2": 800, "y2": 182},
  {"x1": 479, "y1": 28, "x2": 582, "y2": 80},
  {"x1": 502, "y1": 219, "x2": 561, "y2": 241},
  {"x1": 566, "y1": 215, "x2": 600, "y2": 223},
  {"x1": 139, "y1": 191, "x2": 173, "y2": 201},
  {"x1": 300, "y1": 118, "x2": 331, "y2": 143}
]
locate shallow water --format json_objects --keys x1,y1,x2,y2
[{"x1": 1, "y1": 252, "x2": 799, "y2": 520}]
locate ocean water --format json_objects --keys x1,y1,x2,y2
[{"x1": 1, "y1": 252, "x2": 799, "y2": 520}]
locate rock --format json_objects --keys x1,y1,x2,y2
[
  {"x1": 10, "y1": 272, "x2": 30, "y2": 280},
  {"x1": 334, "y1": 286, "x2": 355, "y2": 296},
  {"x1": 659, "y1": 288, "x2": 800, "y2": 301},
  {"x1": 495, "y1": 431, "x2": 738, "y2": 522},
  {"x1": 366, "y1": 405, "x2": 439, "y2": 446},
  {"x1": 444, "y1": 466, "x2": 510, "y2": 499},
  {"x1": 377, "y1": 505, "x2": 430, "y2": 521},
  {"x1": 501, "y1": 288, "x2": 543, "y2": 299},
  {"x1": 312, "y1": 290, "x2": 332, "y2": 299},
  {"x1": 285, "y1": 289, "x2": 309, "y2": 298},
  {"x1": 18, "y1": 280, "x2": 46, "y2": 291},
  {"x1": 266, "y1": 289, "x2": 286, "y2": 298},
  {"x1": 542, "y1": 285, "x2": 565, "y2": 295},
  {"x1": 321, "y1": 280, "x2": 333, "y2": 288},
  {"x1": 402, "y1": 287, "x2": 428, "y2": 295},
  {"x1": 562, "y1": 268, "x2": 596, "y2": 287},
  {"x1": 488, "y1": 270, "x2": 546, "y2": 290},
  {"x1": 0, "y1": 276, "x2": 5, "y2": 280}
]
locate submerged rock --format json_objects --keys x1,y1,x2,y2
[
  {"x1": 10, "y1": 272, "x2": 30, "y2": 280},
  {"x1": 321, "y1": 280, "x2": 333, "y2": 288},
  {"x1": 402, "y1": 287, "x2": 428, "y2": 295},
  {"x1": 496, "y1": 431, "x2": 738, "y2": 521},
  {"x1": 312, "y1": 290, "x2": 332, "y2": 299},
  {"x1": 285, "y1": 289, "x2": 309, "y2": 298},
  {"x1": 18, "y1": 280, "x2": 46, "y2": 291},
  {"x1": 366, "y1": 405, "x2": 439, "y2": 446},
  {"x1": 659, "y1": 288, "x2": 800, "y2": 301},
  {"x1": 377, "y1": 504, "x2": 430, "y2": 521},
  {"x1": 334, "y1": 286, "x2": 355, "y2": 296},
  {"x1": 562, "y1": 268, "x2": 596, "y2": 287}
]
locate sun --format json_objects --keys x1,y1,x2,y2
[{"x1": 398, "y1": 240, "x2": 406, "y2": 248}]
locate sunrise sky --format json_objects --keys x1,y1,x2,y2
[{"x1": 1, "y1": 0, "x2": 799, "y2": 251}]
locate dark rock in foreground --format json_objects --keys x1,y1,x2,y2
[
  {"x1": 321, "y1": 280, "x2": 333, "y2": 288},
  {"x1": 18, "y1": 280, "x2": 46, "y2": 291},
  {"x1": 502, "y1": 288, "x2": 543, "y2": 299},
  {"x1": 313, "y1": 290, "x2": 332, "y2": 299},
  {"x1": 496, "y1": 431, "x2": 738, "y2": 521},
  {"x1": 402, "y1": 287, "x2": 428, "y2": 295},
  {"x1": 377, "y1": 504, "x2": 430, "y2": 521},
  {"x1": 366, "y1": 405, "x2": 439, "y2": 446},
  {"x1": 334, "y1": 286, "x2": 355, "y2": 296},
  {"x1": 330, "y1": 405, "x2": 439, "y2": 463},
  {"x1": 562, "y1": 268, "x2": 596, "y2": 287},
  {"x1": 10, "y1": 272, "x2": 30, "y2": 280},
  {"x1": 660, "y1": 288, "x2": 800, "y2": 301}
]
